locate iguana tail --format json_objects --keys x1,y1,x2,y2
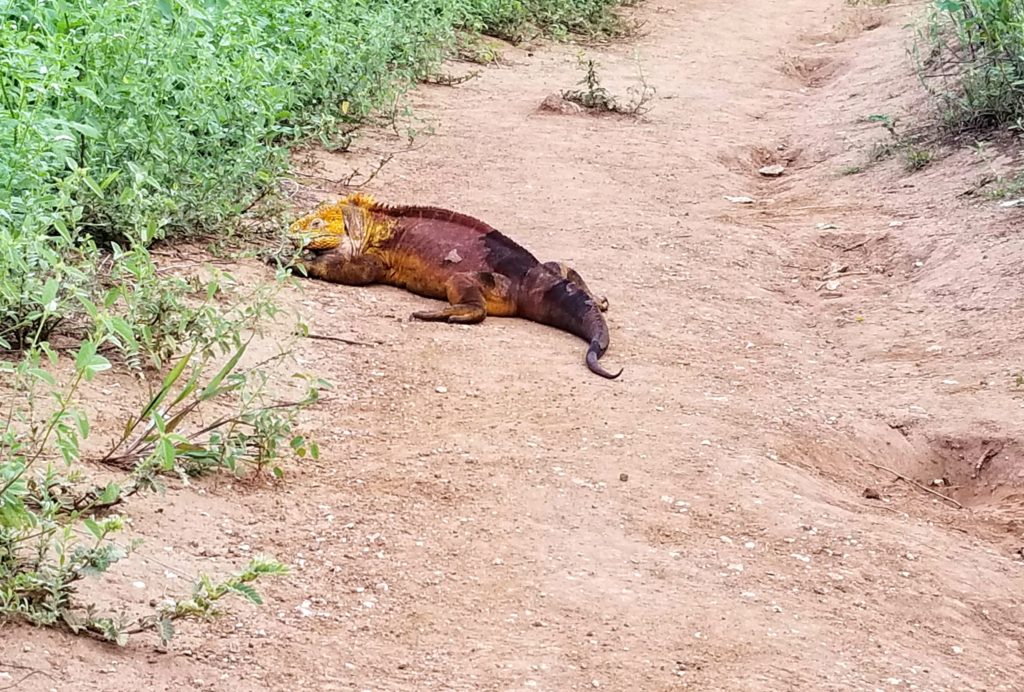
[{"x1": 521, "y1": 268, "x2": 622, "y2": 380}]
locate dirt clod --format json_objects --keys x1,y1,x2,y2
[{"x1": 538, "y1": 93, "x2": 583, "y2": 115}]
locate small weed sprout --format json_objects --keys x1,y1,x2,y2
[
  {"x1": 562, "y1": 54, "x2": 656, "y2": 116},
  {"x1": 862, "y1": 114, "x2": 935, "y2": 172},
  {"x1": 563, "y1": 58, "x2": 620, "y2": 111}
]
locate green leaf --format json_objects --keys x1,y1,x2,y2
[
  {"x1": 83, "y1": 517, "x2": 104, "y2": 540},
  {"x1": 167, "y1": 371, "x2": 201, "y2": 410},
  {"x1": 156, "y1": 0, "x2": 174, "y2": 21},
  {"x1": 40, "y1": 278, "x2": 59, "y2": 309},
  {"x1": 82, "y1": 174, "x2": 104, "y2": 198},
  {"x1": 75, "y1": 340, "x2": 111, "y2": 381},
  {"x1": 79, "y1": 297, "x2": 99, "y2": 320},
  {"x1": 98, "y1": 482, "x2": 121, "y2": 505},
  {"x1": 76, "y1": 410, "x2": 90, "y2": 438},
  {"x1": 103, "y1": 287, "x2": 121, "y2": 309},
  {"x1": 229, "y1": 582, "x2": 263, "y2": 605},
  {"x1": 157, "y1": 616, "x2": 175, "y2": 645},
  {"x1": 199, "y1": 341, "x2": 248, "y2": 401},
  {"x1": 140, "y1": 350, "x2": 193, "y2": 421},
  {"x1": 27, "y1": 367, "x2": 57, "y2": 387},
  {"x1": 67, "y1": 121, "x2": 100, "y2": 138},
  {"x1": 99, "y1": 169, "x2": 121, "y2": 190},
  {"x1": 75, "y1": 340, "x2": 97, "y2": 372},
  {"x1": 73, "y1": 85, "x2": 103, "y2": 107},
  {"x1": 143, "y1": 218, "x2": 159, "y2": 245},
  {"x1": 109, "y1": 316, "x2": 138, "y2": 348},
  {"x1": 157, "y1": 437, "x2": 177, "y2": 470}
]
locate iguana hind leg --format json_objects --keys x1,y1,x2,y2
[
  {"x1": 411, "y1": 272, "x2": 516, "y2": 324},
  {"x1": 543, "y1": 261, "x2": 609, "y2": 312}
]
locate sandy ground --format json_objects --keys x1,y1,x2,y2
[{"x1": 3, "y1": 0, "x2": 1024, "y2": 690}]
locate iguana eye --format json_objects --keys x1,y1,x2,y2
[{"x1": 309, "y1": 218, "x2": 326, "y2": 230}]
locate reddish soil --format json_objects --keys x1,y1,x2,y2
[{"x1": 4, "y1": 0, "x2": 1024, "y2": 689}]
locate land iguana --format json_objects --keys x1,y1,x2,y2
[{"x1": 283, "y1": 193, "x2": 622, "y2": 379}]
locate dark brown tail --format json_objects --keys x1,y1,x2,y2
[
  {"x1": 586, "y1": 337, "x2": 622, "y2": 380},
  {"x1": 522, "y1": 268, "x2": 622, "y2": 380}
]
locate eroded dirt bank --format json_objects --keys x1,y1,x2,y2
[{"x1": 3, "y1": 0, "x2": 1023, "y2": 689}]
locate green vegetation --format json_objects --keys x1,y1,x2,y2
[
  {"x1": 853, "y1": 114, "x2": 935, "y2": 173},
  {"x1": 457, "y1": 0, "x2": 636, "y2": 41},
  {"x1": 0, "y1": 0, "x2": 635, "y2": 645},
  {"x1": 916, "y1": 0, "x2": 1024, "y2": 129},
  {"x1": 561, "y1": 53, "x2": 656, "y2": 116}
]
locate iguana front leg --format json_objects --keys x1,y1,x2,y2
[
  {"x1": 411, "y1": 272, "x2": 516, "y2": 324},
  {"x1": 543, "y1": 261, "x2": 609, "y2": 312},
  {"x1": 292, "y1": 251, "x2": 386, "y2": 285}
]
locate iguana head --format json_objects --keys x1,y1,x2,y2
[
  {"x1": 288, "y1": 201, "x2": 347, "y2": 252},
  {"x1": 287, "y1": 192, "x2": 379, "y2": 252}
]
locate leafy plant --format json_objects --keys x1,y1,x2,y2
[
  {"x1": 862, "y1": 114, "x2": 935, "y2": 172},
  {"x1": 452, "y1": 0, "x2": 633, "y2": 43},
  {"x1": 1, "y1": 330, "x2": 321, "y2": 645},
  {"x1": 97, "y1": 340, "x2": 328, "y2": 480},
  {"x1": 913, "y1": 0, "x2": 1024, "y2": 130},
  {"x1": 562, "y1": 54, "x2": 656, "y2": 116}
]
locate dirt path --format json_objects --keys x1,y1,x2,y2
[{"x1": 5, "y1": 0, "x2": 1024, "y2": 689}]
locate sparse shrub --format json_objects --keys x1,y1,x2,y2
[
  {"x1": 914, "y1": 0, "x2": 1024, "y2": 130},
  {"x1": 453, "y1": 0, "x2": 633, "y2": 42},
  {"x1": 902, "y1": 145, "x2": 934, "y2": 171},
  {"x1": 0, "y1": 319, "x2": 325, "y2": 645},
  {"x1": 862, "y1": 114, "x2": 934, "y2": 172},
  {"x1": 562, "y1": 55, "x2": 656, "y2": 116}
]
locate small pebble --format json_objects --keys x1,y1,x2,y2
[{"x1": 435, "y1": 385, "x2": 448, "y2": 393}]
